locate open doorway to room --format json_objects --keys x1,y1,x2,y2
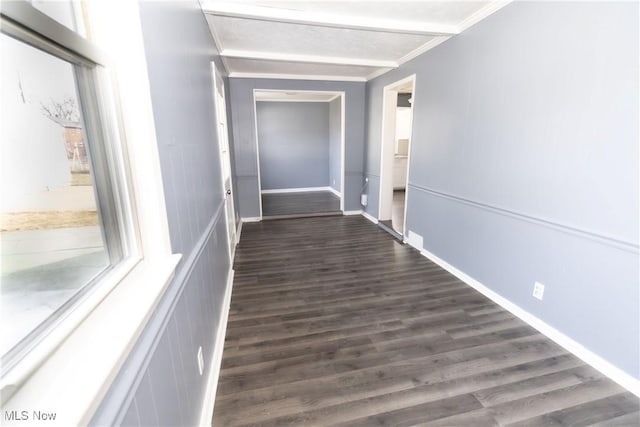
[
  {"x1": 254, "y1": 90, "x2": 345, "y2": 219},
  {"x1": 378, "y1": 75, "x2": 415, "y2": 238}
]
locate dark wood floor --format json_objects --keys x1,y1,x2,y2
[
  {"x1": 262, "y1": 191, "x2": 341, "y2": 218},
  {"x1": 213, "y1": 216, "x2": 639, "y2": 426}
]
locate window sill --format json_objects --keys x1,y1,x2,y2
[{"x1": 1, "y1": 253, "x2": 181, "y2": 426}]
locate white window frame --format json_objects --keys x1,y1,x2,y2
[{"x1": 0, "y1": 2, "x2": 180, "y2": 425}]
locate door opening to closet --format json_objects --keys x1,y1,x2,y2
[
  {"x1": 378, "y1": 75, "x2": 415, "y2": 238},
  {"x1": 253, "y1": 90, "x2": 345, "y2": 219}
]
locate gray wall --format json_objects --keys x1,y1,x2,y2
[
  {"x1": 256, "y1": 102, "x2": 329, "y2": 190},
  {"x1": 91, "y1": 2, "x2": 232, "y2": 426},
  {"x1": 364, "y1": 2, "x2": 639, "y2": 379},
  {"x1": 229, "y1": 78, "x2": 365, "y2": 217},
  {"x1": 329, "y1": 97, "x2": 341, "y2": 193}
]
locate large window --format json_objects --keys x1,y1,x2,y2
[{"x1": 0, "y1": 2, "x2": 134, "y2": 375}]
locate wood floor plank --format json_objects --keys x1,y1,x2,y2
[
  {"x1": 507, "y1": 392, "x2": 640, "y2": 426},
  {"x1": 212, "y1": 216, "x2": 639, "y2": 426}
]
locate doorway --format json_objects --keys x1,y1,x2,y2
[
  {"x1": 253, "y1": 90, "x2": 345, "y2": 219},
  {"x1": 212, "y1": 65, "x2": 237, "y2": 256},
  {"x1": 378, "y1": 75, "x2": 416, "y2": 238}
]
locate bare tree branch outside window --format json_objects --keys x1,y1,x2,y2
[{"x1": 40, "y1": 97, "x2": 80, "y2": 123}]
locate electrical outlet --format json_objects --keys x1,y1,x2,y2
[
  {"x1": 332, "y1": 179, "x2": 336, "y2": 186},
  {"x1": 197, "y1": 346, "x2": 204, "y2": 376},
  {"x1": 533, "y1": 282, "x2": 545, "y2": 300}
]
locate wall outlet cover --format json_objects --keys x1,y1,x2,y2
[{"x1": 533, "y1": 282, "x2": 545, "y2": 300}]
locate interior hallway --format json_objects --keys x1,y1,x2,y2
[{"x1": 213, "y1": 216, "x2": 639, "y2": 426}]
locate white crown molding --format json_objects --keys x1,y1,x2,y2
[
  {"x1": 203, "y1": 12, "x2": 231, "y2": 74},
  {"x1": 208, "y1": 0, "x2": 514, "y2": 83},
  {"x1": 221, "y1": 49, "x2": 397, "y2": 69},
  {"x1": 365, "y1": 35, "x2": 451, "y2": 81},
  {"x1": 457, "y1": 0, "x2": 513, "y2": 33},
  {"x1": 201, "y1": 1, "x2": 459, "y2": 36},
  {"x1": 255, "y1": 98, "x2": 334, "y2": 103},
  {"x1": 364, "y1": 1, "x2": 513, "y2": 82},
  {"x1": 228, "y1": 72, "x2": 367, "y2": 82},
  {"x1": 397, "y1": 35, "x2": 452, "y2": 66}
]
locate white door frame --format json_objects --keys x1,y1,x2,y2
[
  {"x1": 378, "y1": 74, "x2": 416, "y2": 236},
  {"x1": 212, "y1": 64, "x2": 237, "y2": 257},
  {"x1": 252, "y1": 89, "x2": 346, "y2": 216}
]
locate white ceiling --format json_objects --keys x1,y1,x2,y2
[{"x1": 202, "y1": 0, "x2": 511, "y2": 82}]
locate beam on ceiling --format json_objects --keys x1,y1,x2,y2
[
  {"x1": 201, "y1": 1, "x2": 459, "y2": 36},
  {"x1": 221, "y1": 49, "x2": 398, "y2": 69}
]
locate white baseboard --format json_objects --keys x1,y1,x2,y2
[
  {"x1": 241, "y1": 217, "x2": 261, "y2": 223},
  {"x1": 419, "y1": 247, "x2": 640, "y2": 398},
  {"x1": 261, "y1": 186, "x2": 333, "y2": 194},
  {"x1": 343, "y1": 210, "x2": 363, "y2": 216},
  {"x1": 199, "y1": 269, "x2": 234, "y2": 426},
  {"x1": 236, "y1": 220, "x2": 242, "y2": 245},
  {"x1": 361, "y1": 211, "x2": 379, "y2": 224},
  {"x1": 327, "y1": 186, "x2": 342, "y2": 197}
]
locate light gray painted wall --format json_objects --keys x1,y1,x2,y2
[
  {"x1": 329, "y1": 97, "x2": 341, "y2": 193},
  {"x1": 228, "y1": 78, "x2": 365, "y2": 216},
  {"x1": 91, "y1": 2, "x2": 232, "y2": 425},
  {"x1": 256, "y1": 102, "x2": 329, "y2": 190},
  {"x1": 364, "y1": 1, "x2": 639, "y2": 379}
]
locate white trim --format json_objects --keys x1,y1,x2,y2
[
  {"x1": 339, "y1": 93, "x2": 346, "y2": 212},
  {"x1": 254, "y1": 89, "x2": 343, "y2": 95},
  {"x1": 327, "y1": 186, "x2": 342, "y2": 198},
  {"x1": 221, "y1": 49, "x2": 397, "y2": 69},
  {"x1": 201, "y1": 1, "x2": 459, "y2": 36},
  {"x1": 396, "y1": 36, "x2": 451, "y2": 68},
  {"x1": 254, "y1": 90, "x2": 345, "y2": 215},
  {"x1": 199, "y1": 269, "x2": 234, "y2": 426},
  {"x1": 419, "y1": 247, "x2": 640, "y2": 399},
  {"x1": 401, "y1": 80, "x2": 416, "y2": 237},
  {"x1": 261, "y1": 186, "x2": 335, "y2": 194},
  {"x1": 236, "y1": 218, "x2": 242, "y2": 244},
  {"x1": 457, "y1": 0, "x2": 513, "y2": 33},
  {"x1": 256, "y1": 98, "x2": 335, "y2": 103},
  {"x1": 252, "y1": 93, "x2": 264, "y2": 219},
  {"x1": 204, "y1": 14, "x2": 231, "y2": 75},
  {"x1": 241, "y1": 217, "x2": 261, "y2": 223},
  {"x1": 211, "y1": 63, "x2": 237, "y2": 262},
  {"x1": 378, "y1": 74, "x2": 416, "y2": 226},
  {"x1": 365, "y1": 2, "x2": 513, "y2": 82},
  {"x1": 229, "y1": 72, "x2": 367, "y2": 82},
  {"x1": 343, "y1": 210, "x2": 363, "y2": 216},
  {"x1": 361, "y1": 211, "x2": 379, "y2": 224}
]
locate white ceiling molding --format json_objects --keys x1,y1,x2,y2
[
  {"x1": 201, "y1": 1, "x2": 460, "y2": 36},
  {"x1": 204, "y1": 1, "x2": 514, "y2": 82},
  {"x1": 228, "y1": 72, "x2": 367, "y2": 82},
  {"x1": 254, "y1": 90, "x2": 341, "y2": 102},
  {"x1": 221, "y1": 49, "x2": 399, "y2": 69},
  {"x1": 458, "y1": 0, "x2": 513, "y2": 33}
]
